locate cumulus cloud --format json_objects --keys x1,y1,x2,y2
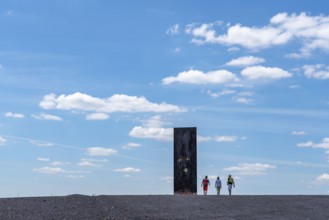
[
  {"x1": 241, "y1": 66, "x2": 292, "y2": 80},
  {"x1": 185, "y1": 21, "x2": 223, "y2": 44},
  {"x1": 162, "y1": 69, "x2": 239, "y2": 85},
  {"x1": 122, "y1": 142, "x2": 141, "y2": 150},
  {"x1": 215, "y1": 135, "x2": 237, "y2": 142},
  {"x1": 224, "y1": 163, "x2": 277, "y2": 175},
  {"x1": 86, "y1": 113, "x2": 109, "y2": 120},
  {"x1": 226, "y1": 56, "x2": 265, "y2": 67},
  {"x1": 315, "y1": 173, "x2": 329, "y2": 184},
  {"x1": 129, "y1": 127, "x2": 172, "y2": 141},
  {"x1": 0, "y1": 136, "x2": 7, "y2": 145},
  {"x1": 186, "y1": 20, "x2": 290, "y2": 49},
  {"x1": 129, "y1": 115, "x2": 173, "y2": 141},
  {"x1": 86, "y1": 147, "x2": 118, "y2": 156},
  {"x1": 39, "y1": 92, "x2": 185, "y2": 114},
  {"x1": 303, "y1": 64, "x2": 329, "y2": 79},
  {"x1": 297, "y1": 138, "x2": 329, "y2": 149},
  {"x1": 31, "y1": 113, "x2": 63, "y2": 121},
  {"x1": 186, "y1": 12, "x2": 329, "y2": 55},
  {"x1": 5, "y1": 112, "x2": 24, "y2": 119},
  {"x1": 114, "y1": 167, "x2": 141, "y2": 173}
]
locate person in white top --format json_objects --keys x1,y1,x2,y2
[{"x1": 215, "y1": 176, "x2": 222, "y2": 195}]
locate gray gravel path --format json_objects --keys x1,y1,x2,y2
[{"x1": 0, "y1": 195, "x2": 328, "y2": 219}]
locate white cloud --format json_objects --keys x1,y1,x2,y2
[
  {"x1": 215, "y1": 135, "x2": 237, "y2": 142},
  {"x1": 114, "y1": 167, "x2": 141, "y2": 173},
  {"x1": 224, "y1": 163, "x2": 277, "y2": 175},
  {"x1": 86, "y1": 147, "x2": 118, "y2": 156},
  {"x1": 315, "y1": 174, "x2": 329, "y2": 184},
  {"x1": 39, "y1": 92, "x2": 185, "y2": 114},
  {"x1": 129, "y1": 115, "x2": 173, "y2": 141},
  {"x1": 289, "y1": 85, "x2": 300, "y2": 89},
  {"x1": 30, "y1": 140, "x2": 54, "y2": 147},
  {"x1": 37, "y1": 157, "x2": 50, "y2": 162},
  {"x1": 0, "y1": 136, "x2": 7, "y2": 145},
  {"x1": 241, "y1": 66, "x2": 292, "y2": 80},
  {"x1": 80, "y1": 158, "x2": 108, "y2": 163},
  {"x1": 207, "y1": 89, "x2": 236, "y2": 98},
  {"x1": 33, "y1": 167, "x2": 66, "y2": 174},
  {"x1": 129, "y1": 127, "x2": 172, "y2": 141},
  {"x1": 186, "y1": 21, "x2": 290, "y2": 49},
  {"x1": 234, "y1": 97, "x2": 253, "y2": 104},
  {"x1": 226, "y1": 56, "x2": 265, "y2": 67},
  {"x1": 142, "y1": 115, "x2": 168, "y2": 128},
  {"x1": 197, "y1": 135, "x2": 213, "y2": 142},
  {"x1": 186, "y1": 12, "x2": 329, "y2": 55},
  {"x1": 297, "y1": 138, "x2": 329, "y2": 149},
  {"x1": 297, "y1": 141, "x2": 314, "y2": 148},
  {"x1": 122, "y1": 142, "x2": 141, "y2": 150},
  {"x1": 78, "y1": 161, "x2": 101, "y2": 167},
  {"x1": 33, "y1": 167, "x2": 87, "y2": 175},
  {"x1": 227, "y1": 47, "x2": 240, "y2": 52},
  {"x1": 50, "y1": 161, "x2": 70, "y2": 166},
  {"x1": 270, "y1": 12, "x2": 329, "y2": 56},
  {"x1": 31, "y1": 113, "x2": 63, "y2": 121},
  {"x1": 292, "y1": 131, "x2": 307, "y2": 136},
  {"x1": 303, "y1": 64, "x2": 329, "y2": 80},
  {"x1": 86, "y1": 113, "x2": 109, "y2": 120},
  {"x1": 185, "y1": 22, "x2": 223, "y2": 45},
  {"x1": 166, "y1": 24, "x2": 180, "y2": 35},
  {"x1": 219, "y1": 25, "x2": 290, "y2": 49},
  {"x1": 5, "y1": 112, "x2": 24, "y2": 119},
  {"x1": 162, "y1": 69, "x2": 239, "y2": 85}
]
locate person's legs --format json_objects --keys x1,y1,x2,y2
[{"x1": 228, "y1": 184, "x2": 232, "y2": 195}]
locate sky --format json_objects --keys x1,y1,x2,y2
[{"x1": 1, "y1": 0, "x2": 329, "y2": 197}]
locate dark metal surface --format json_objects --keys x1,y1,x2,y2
[{"x1": 173, "y1": 127, "x2": 197, "y2": 194}]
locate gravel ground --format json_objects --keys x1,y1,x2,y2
[{"x1": 0, "y1": 195, "x2": 328, "y2": 220}]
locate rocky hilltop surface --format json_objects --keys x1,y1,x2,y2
[{"x1": 0, "y1": 195, "x2": 328, "y2": 219}]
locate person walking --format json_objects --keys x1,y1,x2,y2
[
  {"x1": 227, "y1": 174, "x2": 235, "y2": 196},
  {"x1": 201, "y1": 176, "x2": 210, "y2": 195},
  {"x1": 215, "y1": 176, "x2": 222, "y2": 195}
]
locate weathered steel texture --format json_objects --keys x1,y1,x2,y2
[{"x1": 174, "y1": 127, "x2": 197, "y2": 194}]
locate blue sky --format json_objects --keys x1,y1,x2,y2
[{"x1": 1, "y1": 0, "x2": 329, "y2": 197}]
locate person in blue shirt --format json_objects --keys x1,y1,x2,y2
[{"x1": 215, "y1": 176, "x2": 222, "y2": 195}]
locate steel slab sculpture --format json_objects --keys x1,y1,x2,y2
[{"x1": 173, "y1": 127, "x2": 197, "y2": 194}]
